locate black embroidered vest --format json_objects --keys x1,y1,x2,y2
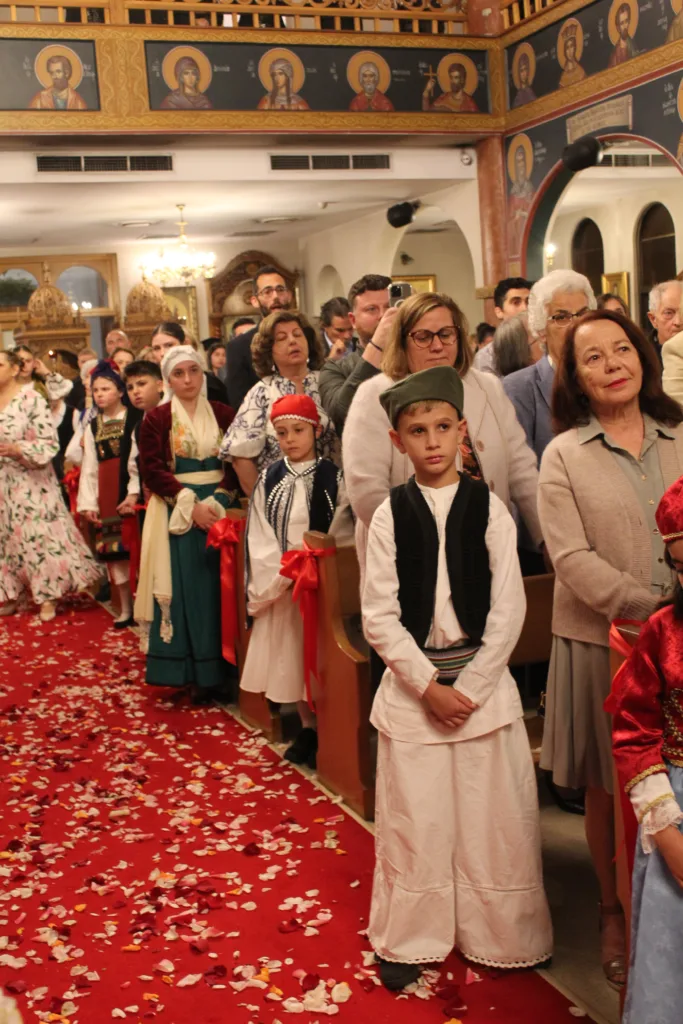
[
  {"x1": 263, "y1": 457, "x2": 340, "y2": 552},
  {"x1": 389, "y1": 474, "x2": 491, "y2": 647},
  {"x1": 91, "y1": 408, "x2": 142, "y2": 503}
]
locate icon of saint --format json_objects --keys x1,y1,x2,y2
[
  {"x1": 349, "y1": 61, "x2": 394, "y2": 112},
  {"x1": 258, "y1": 58, "x2": 309, "y2": 111},
  {"x1": 160, "y1": 55, "x2": 212, "y2": 110},
  {"x1": 28, "y1": 53, "x2": 87, "y2": 110}
]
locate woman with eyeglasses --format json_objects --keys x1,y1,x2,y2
[
  {"x1": 219, "y1": 310, "x2": 339, "y2": 496},
  {"x1": 344, "y1": 291, "x2": 543, "y2": 578},
  {"x1": 537, "y1": 309, "x2": 683, "y2": 991}
]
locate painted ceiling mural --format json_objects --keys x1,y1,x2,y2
[
  {"x1": 506, "y1": 0, "x2": 682, "y2": 110},
  {"x1": 144, "y1": 41, "x2": 490, "y2": 113}
]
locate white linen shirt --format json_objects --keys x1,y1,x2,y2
[{"x1": 362, "y1": 481, "x2": 526, "y2": 744}]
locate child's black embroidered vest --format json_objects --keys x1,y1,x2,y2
[
  {"x1": 389, "y1": 473, "x2": 491, "y2": 646},
  {"x1": 263, "y1": 457, "x2": 340, "y2": 553}
]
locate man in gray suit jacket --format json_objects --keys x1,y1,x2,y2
[
  {"x1": 503, "y1": 268, "x2": 597, "y2": 465},
  {"x1": 503, "y1": 269, "x2": 596, "y2": 573}
]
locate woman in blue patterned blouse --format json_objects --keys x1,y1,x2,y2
[{"x1": 219, "y1": 310, "x2": 340, "y2": 495}]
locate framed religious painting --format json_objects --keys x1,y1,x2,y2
[
  {"x1": 600, "y1": 271, "x2": 630, "y2": 308},
  {"x1": 392, "y1": 274, "x2": 437, "y2": 294}
]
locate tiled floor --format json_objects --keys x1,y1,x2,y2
[{"x1": 539, "y1": 787, "x2": 621, "y2": 1024}]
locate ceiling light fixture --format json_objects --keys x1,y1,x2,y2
[{"x1": 140, "y1": 204, "x2": 216, "y2": 286}]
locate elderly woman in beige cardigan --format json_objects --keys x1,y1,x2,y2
[
  {"x1": 344, "y1": 291, "x2": 543, "y2": 572},
  {"x1": 538, "y1": 309, "x2": 683, "y2": 991}
]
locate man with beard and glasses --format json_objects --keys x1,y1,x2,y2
[
  {"x1": 224, "y1": 266, "x2": 293, "y2": 412},
  {"x1": 29, "y1": 55, "x2": 88, "y2": 110}
]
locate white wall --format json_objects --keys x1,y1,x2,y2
[
  {"x1": 545, "y1": 180, "x2": 683, "y2": 306},
  {"x1": 391, "y1": 222, "x2": 480, "y2": 332},
  {"x1": 296, "y1": 180, "x2": 484, "y2": 323}
]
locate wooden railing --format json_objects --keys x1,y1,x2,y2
[
  {"x1": 0, "y1": 0, "x2": 110, "y2": 23},
  {"x1": 124, "y1": 0, "x2": 466, "y2": 33},
  {"x1": 0, "y1": 0, "x2": 467, "y2": 30},
  {"x1": 500, "y1": 0, "x2": 563, "y2": 30}
]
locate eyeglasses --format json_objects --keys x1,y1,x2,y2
[
  {"x1": 408, "y1": 327, "x2": 459, "y2": 348},
  {"x1": 258, "y1": 285, "x2": 290, "y2": 299},
  {"x1": 548, "y1": 307, "x2": 590, "y2": 325}
]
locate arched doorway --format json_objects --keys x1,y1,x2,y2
[
  {"x1": 571, "y1": 218, "x2": 604, "y2": 297},
  {"x1": 316, "y1": 265, "x2": 344, "y2": 307},
  {"x1": 637, "y1": 202, "x2": 677, "y2": 327}
]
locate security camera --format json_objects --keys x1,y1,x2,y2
[{"x1": 562, "y1": 136, "x2": 603, "y2": 172}]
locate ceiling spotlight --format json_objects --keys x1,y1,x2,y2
[
  {"x1": 387, "y1": 201, "x2": 421, "y2": 229},
  {"x1": 562, "y1": 136, "x2": 603, "y2": 172}
]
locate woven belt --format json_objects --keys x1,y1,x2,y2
[{"x1": 423, "y1": 641, "x2": 481, "y2": 685}]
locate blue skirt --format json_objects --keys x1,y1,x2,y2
[{"x1": 623, "y1": 763, "x2": 683, "y2": 1024}]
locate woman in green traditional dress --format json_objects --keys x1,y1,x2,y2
[{"x1": 135, "y1": 346, "x2": 240, "y2": 704}]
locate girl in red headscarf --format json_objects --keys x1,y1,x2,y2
[
  {"x1": 240, "y1": 394, "x2": 353, "y2": 767},
  {"x1": 611, "y1": 476, "x2": 683, "y2": 1024}
]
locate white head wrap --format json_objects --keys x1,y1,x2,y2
[
  {"x1": 80, "y1": 358, "x2": 97, "y2": 382},
  {"x1": 160, "y1": 344, "x2": 203, "y2": 383}
]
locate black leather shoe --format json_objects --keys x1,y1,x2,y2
[
  {"x1": 191, "y1": 688, "x2": 214, "y2": 706},
  {"x1": 113, "y1": 616, "x2": 135, "y2": 630},
  {"x1": 377, "y1": 958, "x2": 421, "y2": 991},
  {"x1": 284, "y1": 727, "x2": 318, "y2": 766}
]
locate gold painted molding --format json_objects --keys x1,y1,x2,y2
[{"x1": 500, "y1": 0, "x2": 600, "y2": 46}]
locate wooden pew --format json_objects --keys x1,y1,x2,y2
[
  {"x1": 304, "y1": 530, "x2": 375, "y2": 821},
  {"x1": 510, "y1": 573, "x2": 555, "y2": 763},
  {"x1": 229, "y1": 508, "x2": 283, "y2": 742}
]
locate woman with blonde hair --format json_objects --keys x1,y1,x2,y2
[
  {"x1": 344, "y1": 291, "x2": 543, "y2": 571},
  {"x1": 220, "y1": 309, "x2": 339, "y2": 495}
]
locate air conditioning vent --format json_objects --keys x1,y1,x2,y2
[
  {"x1": 83, "y1": 155, "x2": 128, "y2": 172},
  {"x1": 36, "y1": 154, "x2": 174, "y2": 173},
  {"x1": 652, "y1": 154, "x2": 672, "y2": 167},
  {"x1": 352, "y1": 154, "x2": 391, "y2": 169},
  {"x1": 614, "y1": 154, "x2": 649, "y2": 167},
  {"x1": 36, "y1": 156, "x2": 82, "y2": 173},
  {"x1": 226, "y1": 230, "x2": 276, "y2": 238},
  {"x1": 138, "y1": 234, "x2": 177, "y2": 241},
  {"x1": 130, "y1": 155, "x2": 173, "y2": 171},
  {"x1": 270, "y1": 155, "x2": 310, "y2": 171},
  {"x1": 311, "y1": 154, "x2": 350, "y2": 170}
]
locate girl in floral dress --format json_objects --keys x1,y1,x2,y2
[{"x1": 0, "y1": 349, "x2": 101, "y2": 622}]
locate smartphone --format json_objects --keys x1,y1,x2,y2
[{"x1": 390, "y1": 282, "x2": 413, "y2": 308}]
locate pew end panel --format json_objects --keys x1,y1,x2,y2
[
  {"x1": 510, "y1": 573, "x2": 554, "y2": 667},
  {"x1": 305, "y1": 530, "x2": 375, "y2": 821},
  {"x1": 230, "y1": 508, "x2": 283, "y2": 742}
]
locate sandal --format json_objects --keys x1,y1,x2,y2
[{"x1": 599, "y1": 902, "x2": 626, "y2": 991}]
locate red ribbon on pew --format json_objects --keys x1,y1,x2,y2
[
  {"x1": 120, "y1": 505, "x2": 146, "y2": 599},
  {"x1": 62, "y1": 467, "x2": 81, "y2": 525},
  {"x1": 280, "y1": 541, "x2": 333, "y2": 710},
  {"x1": 206, "y1": 516, "x2": 246, "y2": 667}
]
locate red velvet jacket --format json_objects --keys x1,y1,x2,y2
[
  {"x1": 611, "y1": 604, "x2": 683, "y2": 792},
  {"x1": 138, "y1": 400, "x2": 237, "y2": 502}
]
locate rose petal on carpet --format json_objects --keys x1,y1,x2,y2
[{"x1": 0, "y1": 602, "x2": 595, "y2": 1023}]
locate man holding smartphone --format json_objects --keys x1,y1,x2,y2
[{"x1": 319, "y1": 274, "x2": 402, "y2": 435}]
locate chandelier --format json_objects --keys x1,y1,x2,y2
[{"x1": 140, "y1": 204, "x2": 216, "y2": 286}]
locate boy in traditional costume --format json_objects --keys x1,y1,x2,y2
[
  {"x1": 611, "y1": 477, "x2": 683, "y2": 1024},
  {"x1": 134, "y1": 346, "x2": 240, "y2": 704},
  {"x1": 362, "y1": 365, "x2": 552, "y2": 990},
  {"x1": 240, "y1": 394, "x2": 353, "y2": 767},
  {"x1": 77, "y1": 361, "x2": 142, "y2": 628}
]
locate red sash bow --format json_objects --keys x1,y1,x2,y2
[
  {"x1": 280, "y1": 542, "x2": 333, "y2": 709},
  {"x1": 206, "y1": 516, "x2": 246, "y2": 666},
  {"x1": 62, "y1": 467, "x2": 81, "y2": 524}
]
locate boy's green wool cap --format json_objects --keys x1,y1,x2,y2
[{"x1": 379, "y1": 365, "x2": 465, "y2": 428}]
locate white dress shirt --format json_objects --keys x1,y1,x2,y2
[{"x1": 362, "y1": 481, "x2": 526, "y2": 744}]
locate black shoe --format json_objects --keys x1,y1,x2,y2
[
  {"x1": 284, "y1": 727, "x2": 317, "y2": 766},
  {"x1": 114, "y1": 616, "x2": 135, "y2": 630},
  {"x1": 95, "y1": 581, "x2": 111, "y2": 603},
  {"x1": 191, "y1": 687, "x2": 214, "y2": 706},
  {"x1": 377, "y1": 958, "x2": 421, "y2": 991},
  {"x1": 544, "y1": 773, "x2": 585, "y2": 816}
]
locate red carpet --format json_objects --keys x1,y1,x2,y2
[{"x1": 0, "y1": 602, "x2": 592, "y2": 1024}]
